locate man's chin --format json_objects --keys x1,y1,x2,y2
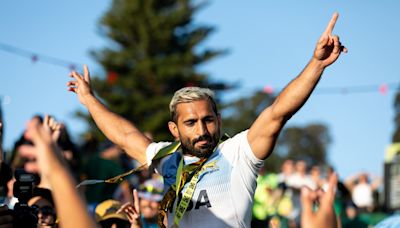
[{"x1": 192, "y1": 147, "x2": 214, "y2": 157}]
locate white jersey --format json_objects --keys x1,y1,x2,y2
[{"x1": 146, "y1": 130, "x2": 264, "y2": 228}]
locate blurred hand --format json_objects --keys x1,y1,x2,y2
[
  {"x1": 43, "y1": 115, "x2": 63, "y2": 142},
  {"x1": 313, "y1": 13, "x2": 347, "y2": 67},
  {"x1": 117, "y1": 189, "x2": 142, "y2": 228},
  {"x1": 21, "y1": 115, "x2": 63, "y2": 174},
  {"x1": 25, "y1": 118, "x2": 63, "y2": 177},
  {"x1": 301, "y1": 173, "x2": 338, "y2": 228},
  {"x1": 67, "y1": 65, "x2": 93, "y2": 106}
]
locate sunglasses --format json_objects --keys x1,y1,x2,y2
[{"x1": 31, "y1": 204, "x2": 56, "y2": 217}]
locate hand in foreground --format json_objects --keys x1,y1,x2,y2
[
  {"x1": 314, "y1": 13, "x2": 348, "y2": 67},
  {"x1": 301, "y1": 173, "x2": 338, "y2": 228},
  {"x1": 67, "y1": 65, "x2": 93, "y2": 106},
  {"x1": 117, "y1": 189, "x2": 142, "y2": 228},
  {"x1": 43, "y1": 115, "x2": 63, "y2": 142},
  {"x1": 21, "y1": 115, "x2": 63, "y2": 174},
  {"x1": 24, "y1": 117, "x2": 64, "y2": 177}
]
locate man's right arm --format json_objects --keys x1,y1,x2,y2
[{"x1": 67, "y1": 65, "x2": 151, "y2": 165}]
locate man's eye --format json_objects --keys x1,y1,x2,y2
[
  {"x1": 204, "y1": 118, "x2": 214, "y2": 123},
  {"x1": 185, "y1": 121, "x2": 195, "y2": 126}
]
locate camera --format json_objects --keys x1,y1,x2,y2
[{"x1": 12, "y1": 169, "x2": 40, "y2": 228}]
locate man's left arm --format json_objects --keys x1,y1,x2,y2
[{"x1": 248, "y1": 13, "x2": 347, "y2": 160}]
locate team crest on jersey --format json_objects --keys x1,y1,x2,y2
[{"x1": 200, "y1": 160, "x2": 219, "y2": 175}]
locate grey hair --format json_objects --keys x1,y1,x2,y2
[{"x1": 169, "y1": 87, "x2": 218, "y2": 122}]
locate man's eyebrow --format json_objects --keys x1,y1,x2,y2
[{"x1": 183, "y1": 118, "x2": 197, "y2": 123}]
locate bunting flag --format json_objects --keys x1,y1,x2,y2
[{"x1": 107, "y1": 71, "x2": 118, "y2": 84}]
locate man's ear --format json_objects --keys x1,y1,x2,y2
[{"x1": 168, "y1": 121, "x2": 179, "y2": 139}]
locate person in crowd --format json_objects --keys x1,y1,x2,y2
[
  {"x1": 300, "y1": 173, "x2": 339, "y2": 228},
  {"x1": 25, "y1": 116, "x2": 97, "y2": 228},
  {"x1": 0, "y1": 119, "x2": 13, "y2": 228},
  {"x1": 309, "y1": 165, "x2": 327, "y2": 190},
  {"x1": 341, "y1": 201, "x2": 368, "y2": 228},
  {"x1": 67, "y1": 13, "x2": 346, "y2": 227},
  {"x1": 95, "y1": 199, "x2": 131, "y2": 228},
  {"x1": 285, "y1": 159, "x2": 314, "y2": 226},
  {"x1": 345, "y1": 172, "x2": 382, "y2": 212},
  {"x1": 119, "y1": 178, "x2": 163, "y2": 228},
  {"x1": 287, "y1": 160, "x2": 314, "y2": 190},
  {"x1": 0, "y1": 121, "x2": 13, "y2": 208},
  {"x1": 28, "y1": 187, "x2": 57, "y2": 228},
  {"x1": 252, "y1": 171, "x2": 293, "y2": 228},
  {"x1": 10, "y1": 115, "x2": 43, "y2": 174},
  {"x1": 277, "y1": 159, "x2": 294, "y2": 187},
  {"x1": 136, "y1": 178, "x2": 162, "y2": 227},
  {"x1": 0, "y1": 112, "x2": 17, "y2": 211}
]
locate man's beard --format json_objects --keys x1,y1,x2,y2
[{"x1": 180, "y1": 132, "x2": 220, "y2": 158}]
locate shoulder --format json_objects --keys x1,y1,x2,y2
[
  {"x1": 220, "y1": 130, "x2": 250, "y2": 148},
  {"x1": 145, "y1": 141, "x2": 173, "y2": 165},
  {"x1": 219, "y1": 130, "x2": 263, "y2": 167}
]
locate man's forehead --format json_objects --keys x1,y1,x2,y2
[{"x1": 176, "y1": 100, "x2": 215, "y2": 119}]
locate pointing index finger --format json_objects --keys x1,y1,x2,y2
[
  {"x1": 83, "y1": 64, "x2": 91, "y2": 83},
  {"x1": 324, "y1": 12, "x2": 339, "y2": 35}
]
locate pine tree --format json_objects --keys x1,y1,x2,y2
[{"x1": 78, "y1": 0, "x2": 227, "y2": 149}]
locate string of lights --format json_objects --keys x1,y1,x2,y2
[
  {"x1": 1, "y1": 42, "x2": 399, "y2": 96},
  {"x1": 0, "y1": 42, "x2": 79, "y2": 70}
]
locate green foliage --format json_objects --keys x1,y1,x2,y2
[
  {"x1": 222, "y1": 90, "x2": 275, "y2": 136},
  {"x1": 222, "y1": 90, "x2": 331, "y2": 172},
  {"x1": 79, "y1": 0, "x2": 227, "y2": 147},
  {"x1": 275, "y1": 123, "x2": 331, "y2": 167}
]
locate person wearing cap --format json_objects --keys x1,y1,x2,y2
[
  {"x1": 118, "y1": 178, "x2": 162, "y2": 228},
  {"x1": 95, "y1": 199, "x2": 131, "y2": 228},
  {"x1": 68, "y1": 12, "x2": 346, "y2": 228}
]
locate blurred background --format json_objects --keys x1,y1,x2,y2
[{"x1": 0, "y1": 0, "x2": 399, "y2": 183}]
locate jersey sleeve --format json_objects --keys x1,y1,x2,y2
[
  {"x1": 145, "y1": 141, "x2": 172, "y2": 175},
  {"x1": 223, "y1": 130, "x2": 264, "y2": 172},
  {"x1": 222, "y1": 130, "x2": 264, "y2": 201}
]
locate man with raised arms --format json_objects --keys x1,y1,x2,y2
[{"x1": 67, "y1": 13, "x2": 347, "y2": 227}]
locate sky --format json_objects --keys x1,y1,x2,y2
[{"x1": 0, "y1": 1, "x2": 399, "y2": 180}]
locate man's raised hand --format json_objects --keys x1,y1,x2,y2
[
  {"x1": 314, "y1": 13, "x2": 347, "y2": 67},
  {"x1": 67, "y1": 64, "x2": 93, "y2": 106}
]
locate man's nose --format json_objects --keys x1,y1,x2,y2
[{"x1": 197, "y1": 121, "x2": 209, "y2": 135}]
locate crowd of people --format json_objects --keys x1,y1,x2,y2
[
  {"x1": 0, "y1": 12, "x2": 394, "y2": 228},
  {"x1": 252, "y1": 159, "x2": 385, "y2": 227},
  {"x1": 0, "y1": 114, "x2": 388, "y2": 228},
  {"x1": 0, "y1": 115, "x2": 164, "y2": 228}
]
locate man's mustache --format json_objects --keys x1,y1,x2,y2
[{"x1": 193, "y1": 134, "x2": 213, "y2": 144}]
